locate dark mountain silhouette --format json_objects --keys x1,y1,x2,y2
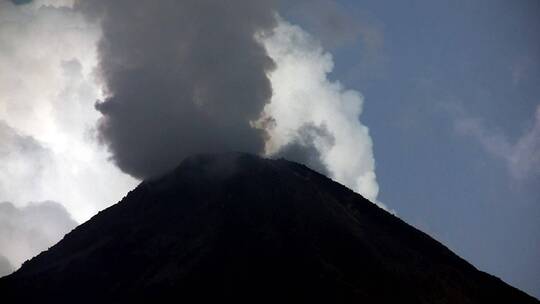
[{"x1": 0, "y1": 153, "x2": 537, "y2": 303}]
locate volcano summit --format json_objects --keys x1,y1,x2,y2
[{"x1": 0, "y1": 153, "x2": 537, "y2": 303}]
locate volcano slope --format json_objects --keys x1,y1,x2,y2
[{"x1": 0, "y1": 153, "x2": 537, "y2": 303}]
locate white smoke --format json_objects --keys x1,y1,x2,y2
[{"x1": 259, "y1": 19, "x2": 387, "y2": 210}]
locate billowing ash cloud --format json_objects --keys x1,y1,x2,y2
[
  {"x1": 77, "y1": 0, "x2": 278, "y2": 179},
  {"x1": 258, "y1": 20, "x2": 385, "y2": 208},
  {"x1": 74, "y1": 1, "x2": 383, "y2": 205},
  {"x1": 0, "y1": 201, "x2": 77, "y2": 272}
]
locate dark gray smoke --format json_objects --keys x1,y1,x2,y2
[{"x1": 77, "y1": 0, "x2": 278, "y2": 179}]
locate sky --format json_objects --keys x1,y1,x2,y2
[
  {"x1": 0, "y1": 0, "x2": 538, "y2": 298},
  {"x1": 284, "y1": 0, "x2": 540, "y2": 296}
]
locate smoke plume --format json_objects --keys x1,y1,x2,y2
[
  {"x1": 259, "y1": 20, "x2": 384, "y2": 207},
  {"x1": 0, "y1": 0, "x2": 385, "y2": 270},
  {"x1": 77, "y1": 1, "x2": 382, "y2": 205},
  {"x1": 78, "y1": 0, "x2": 278, "y2": 179}
]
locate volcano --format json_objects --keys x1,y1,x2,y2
[{"x1": 0, "y1": 153, "x2": 537, "y2": 303}]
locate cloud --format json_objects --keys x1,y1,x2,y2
[
  {"x1": 75, "y1": 0, "x2": 278, "y2": 179},
  {"x1": 454, "y1": 105, "x2": 540, "y2": 179},
  {"x1": 0, "y1": 201, "x2": 77, "y2": 272},
  {"x1": 0, "y1": 121, "x2": 54, "y2": 205},
  {"x1": 0, "y1": 2, "x2": 137, "y2": 221},
  {"x1": 257, "y1": 19, "x2": 385, "y2": 209},
  {"x1": 0, "y1": 255, "x2": 13, "y2": 278}
]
